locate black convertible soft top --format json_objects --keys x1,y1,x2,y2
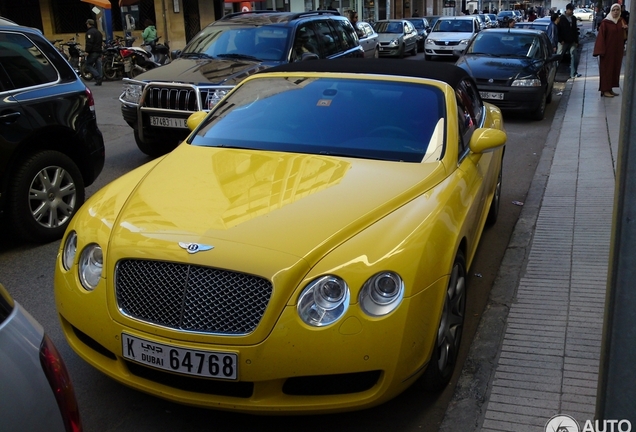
[{"x1": 262, "y1": 58, "x2": 472, "y2": 90}]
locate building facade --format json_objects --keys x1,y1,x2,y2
[{"x1": 1, "y1": 0, "x2": 446, "y2": 51}]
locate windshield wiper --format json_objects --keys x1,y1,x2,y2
[
  {"x1": 217, "y1": 53, "x2": 263, "y2": 62},
  {"x1": 181, "y1": 52, "x2": 214, "y2": 59}
]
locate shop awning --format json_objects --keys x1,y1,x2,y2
[{"x1": 81, "y1": 0, "x2": 111, "y2": 9}]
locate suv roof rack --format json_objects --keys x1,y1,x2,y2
[{"x1": 220, "y1": 10, "x2": 340, "y2": 21}]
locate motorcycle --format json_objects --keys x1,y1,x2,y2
[
  {"x1": 141, "y1": 36, "x2": 171, "y2": 66},
  {"x1": 61, "y1": 36, "x2": 93, "y2": 81},
  {"x1": 102, "y1": 36, "x2": 127, "y2": 80}
]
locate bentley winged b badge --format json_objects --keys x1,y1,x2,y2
[{"x1": 179, "y1": 242, "x2": 214, "y2": 254}]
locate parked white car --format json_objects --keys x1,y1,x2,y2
[
  {"x1": 424, "y1": 15, "x2": 481, "y2": 61},
  {"x1": 574, "y1": 8, "x2": 594, "y2": 21}
]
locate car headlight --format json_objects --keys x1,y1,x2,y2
[
  {"x1": 62, "y1": 231, "x2": 77, "y2": 271},
  {"x1": 297, "y1": 275, "x2": 350, "y2": 327},
  {"x1": 512, "y1": 78, "x2": 541, "y2": 87},
  {"x1": 426, "y1": 38, "x2": 435, "y2": 45},
  {"x1": 359, "y1": 272, "x2": 404, "y2": 317},
  {"x1": 388, "y1": 39, "x2": 399, "y2": 46},
  {"x1": 205, "y1": 89, "x2": 232, "y2": 109},
  {"x1": 120, "y1": 83, "x2": 144, "y2": 105},
  {"x1": 459, "y1": 39, "x2": 470, "y2": 45},
  {"x1": 78, "y1": 244, "x2": 103, "y2": 291}
]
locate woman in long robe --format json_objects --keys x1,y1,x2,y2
[{"x1": 593, "y1": 3, "x2": 628, "y2": 97}]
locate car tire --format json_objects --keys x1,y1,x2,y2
[
  {"x1": 546, "y1": 83, "x2": 553, "y2": 104},
  {"x1": 374, "y1": 46, "x2": 380, "y2": 59},
  {"x1": 398, "y1": 44, "x2": 405, "y2": 58},
  {"x1": 134, "y1": 129, "x2": 178, "y2": 157},
  {"x1": 532, "y1": 92, "x2": 547, "y2": 121},
  {"x1": 410, "y1": 43, "x2": 417, "y2": 56},
  {"x1": 486, "y1": 163, "x2": 502, "y2": 225},
  {"x1": 421, "y1": 250, "x2": 467, "y2": 392},
  {"x1": 8, "y1": 150, "x2": 85, "y2": 243}
]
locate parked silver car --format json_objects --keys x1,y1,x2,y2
[
  {"x1": 0, "y1": 282, "x2": 82, "y2": 432},
  {"x1": 374, "y1": 19, "x2": 419, "y2": 58},
  {"x1": 356, "y1": 21, "x2": 380, "y2": 58},
  {"x1": 425, "y1": 15, "x2": 481, "y2": 61}
]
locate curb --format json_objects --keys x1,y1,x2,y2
[{"x1": 438, "y1": 71, "x2": 575, "y2": 431}]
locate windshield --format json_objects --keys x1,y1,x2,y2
[
  {"x1": 407, "y1": 19, "x2": 426, "y2": 29},
  {"x1": 433, "y1": 19, "x2": 474, "y2": 32},
  {"x1": 375, "y1": 21, "x2": 404, "y2": 34},
  {"x1": 181, "y1": 25, "x2": 291, "y2": 62},
  {"x1": 468, "y1": 33, "x2": 542, "y2": 58},
  {"x1": 190, "y1": 77, "x2": 445, "y2": 163}
]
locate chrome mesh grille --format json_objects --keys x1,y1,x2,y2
[
  {"x1": 142, "y1": 87, "x2": 208, "y2": 111},
  {"x1": 115, "y1": 259, "x2": 272, "y2": 335}
]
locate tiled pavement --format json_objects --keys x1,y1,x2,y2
[{"x1": 441, "y1": 39, "x2": 623, "y2": 431}]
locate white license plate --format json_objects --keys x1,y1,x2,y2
[
  {"x1": 122, "y1": 333, "x2": 238, "y2": 380},
  {"x1": 149, "y1": 116, "x2": 188, "y2": 129},
  {"x1": 480, "y1": 91, "x2": 504, "y2": 100}
]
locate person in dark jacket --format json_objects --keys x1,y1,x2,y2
[
  {"x1": 557, "y1": 3, "x2": 581, "y2": 79},
  {"x1": 84, "y1": 19, "x2": 103, "y2": 85}
]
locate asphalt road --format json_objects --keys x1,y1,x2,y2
[{"x1": 0, "y1": 51, "x2": 570, "y2": 432}]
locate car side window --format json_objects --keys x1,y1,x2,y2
[
  {"x1": 0, "y1": 32, "x2": 58, "y2": 91},
  {"x1": 292, "y1": 24, "x2": 321, "y2": 61},
  {"x1": 333, "y1": 19, "x2": 357, "y2": 49},
  {"x1": 313, "y1": 20, "x2": 340, "y2": 56}
]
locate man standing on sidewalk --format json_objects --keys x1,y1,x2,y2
[
  {"x1": 84, "y1": 19, "x2": 103, "y2": 86},
  {"x1": 557, "y1": 3, "x2": 581, "y2": 79}
]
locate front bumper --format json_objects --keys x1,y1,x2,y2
[
  {"x1": 477, "y1": 84, "x2": 545, "y2": 113},
  {"x1": 55, "y1": 267, "x2": 447, "y2": 414},
  {"x1": 379, "y1": 44, "x2": 403, "y2": 57}
]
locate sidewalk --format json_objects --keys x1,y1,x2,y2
[{"x1": 440, "y1": 40, "x2": 621, "y2": 431}]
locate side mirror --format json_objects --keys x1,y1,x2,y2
[
  {"x1": 469, "y1": 128, "x2": 507, "y2": 154},
  {"x1": 171, "y1": 49, "x2": 182, "y2": 59},
  {"x1": 187, "y1": 111, "x2": 207, "y2": 131},
  {"x1": 301, "y1": 52, "x2": 319, "y2": 61}
]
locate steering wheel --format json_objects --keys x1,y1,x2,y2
[
  {"x1": 263, "y1": 48, "x2": 283, "y2": 57},
  {"x1": 368, "y1": 125, "x2": 413, "y2": 139}
]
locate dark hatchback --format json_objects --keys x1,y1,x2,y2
[
  {"x1": 455, "y1": 28, "x2": 560, "y2": 120},
  {"x1": 120, "y1": 10, "x2": 364, "y2": 157},
  {"x1": 0, "y1": 21, "x2": 105, "y2": 243}
]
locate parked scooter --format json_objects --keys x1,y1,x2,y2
[{"x1": 141, "y1": 36, "x2": 171, "y2": 66}]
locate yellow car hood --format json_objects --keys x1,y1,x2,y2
[{"x1": 110, "y1": 144, "x2": 446, "y2": 263}]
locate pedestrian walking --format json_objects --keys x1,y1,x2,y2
[
  {"x1": 412, "y1": 9, "x2": 419, "y2": 17},
  {"x1": 546, "y1": 12, "x2": 560, "y2": 53},
  {"x1": 593, "y1": 3, "x2": 628, "y2": 97},
  {"x1": 557, "y1": 3, "x2": 581, "y2": 79},
  {"x1": 84, "y1": 19, "x2": 103, "y2": 85}
]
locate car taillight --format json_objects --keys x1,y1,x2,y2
[
  {"x1": 84, "y1": 86, "x2": 96, "y2": 113},
  {"x1": 40, "y1": 335, "x2": 83, "y2": 432},
  {"x1": 120, "y1": 48, "x2": 133, "y2": 57}
]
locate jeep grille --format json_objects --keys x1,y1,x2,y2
[
  {"x1": 115, "y1": 259, "x2": 273, "y2": 335},
  {"x1": 142, "y1": 86, "x2": 207, "y2": 111}
]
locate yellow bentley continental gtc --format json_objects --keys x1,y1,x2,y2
[{"x1": 55, "y1": 59, "x2": 506, "y2": 414}]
